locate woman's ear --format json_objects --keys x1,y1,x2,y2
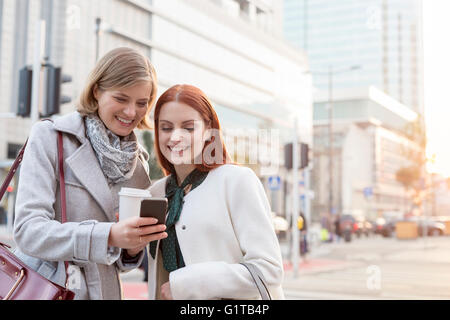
[
  {"x1": 204, "y1": 128, "x2": 212, "y2": 142},
  {"x1": 93, "y1": 84, "x2": 100, "y2": 101},
  {"x1": 204, "y1": 121, "x2": 213, "y2": 142}
]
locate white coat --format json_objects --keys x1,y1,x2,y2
[{"x1": 147, "y1": 164, "x2": 285, "y2": 300}]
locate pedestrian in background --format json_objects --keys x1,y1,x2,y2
[
  {"x1": 147, "y1": 84, "x2": 285, "y2": 300},
  {"x1": 334, "y1": 214, "x2": 342, "y2": 243},
  {"x1": 298, "y1": 212, "x2": 308, "y2": 262},
  {"x1": 13, "y1": 47, "x2": 167, "y2": 299}
]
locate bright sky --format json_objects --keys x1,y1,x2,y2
[{"x1": 423, "y1": 1, "x2": 450, "y2": 178}]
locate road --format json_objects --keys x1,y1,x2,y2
[
  {"x1": 282, "y1": 235, "x2": 450, "y2": 299},
  {"x1": 4, "y1": 225, "x2": 450, "y2": 300}
]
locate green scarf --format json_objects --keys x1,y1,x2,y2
[{"x1": 149, "y1": 169, "x2": 209, "y2": 272}]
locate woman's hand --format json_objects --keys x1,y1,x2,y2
[
  {"x1": 108, "y1": 215, "x2": 167, "y2": 250},
  {"x1": 160, "y1": 281, "x2": 173, "y2": 300},
  {"x1": 125, "y1": 246, "x2": 146, "y2": 258}
]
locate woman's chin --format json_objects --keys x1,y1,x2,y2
[
  {"x1": 166, "y1": 153, "x2": 193, "y2": 166},
  {"x1": 110, "y1": 126, "x2": 134, "y2": 137}
]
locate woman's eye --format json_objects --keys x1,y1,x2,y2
[
  {"x1": 114, "y1": 97, "x2": 126, "y2": 103},
  {"x1": 161, "y1": 128, "x2": 172, "y2": 132},
  {"x1": 138, "y1": 103, "x2": 148, "y2": 108},
  {"x1": 184, "y1": 128, "x2": 194, "y2": 132}
]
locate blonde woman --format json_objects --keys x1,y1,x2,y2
[
  {"x1": 13, "y1": 47, "x2": 167, "y2": 300},
  {"x1": 147, "y1": 84, "x2": 284, "y2": 300}
]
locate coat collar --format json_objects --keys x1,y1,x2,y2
[
  {"x1": 65, "y1": 141, "x2": 116, "y2": 221},
  {"x1": 53, "y1": 112, "x2": 87, "y2": 143}
]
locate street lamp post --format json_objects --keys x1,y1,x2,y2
[
  {"x1": 327, "y1": 66, "x2": 334, "y2": 221},
  {"x1": 324, "y1": 65, "x2": 361, "y2": 226},
  {"x1": 291, "y1": 114, "x2": 300, "y2": 278},
  {"x1": 95, "y1": 17, "x2": 102, "y2": 62}
]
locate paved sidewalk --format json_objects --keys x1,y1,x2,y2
[
  {"x1": 120, "y1": 257, "x2": 355, "y2": 300},
  {"x1": 283, "y1": 258, "x2": 360, "y2": 275},
  {"x1": 120, "y1": 269, "x2": 148, "y2": 300}
]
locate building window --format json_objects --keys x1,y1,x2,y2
[{"x1": 7, "y1": 143, "x2": 23, "y2": 160}]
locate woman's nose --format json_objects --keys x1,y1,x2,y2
[
  {"x1": 170, "y1": 128, "x2": 186, "y2": 142},
  {"x1": 123, "y1": 104, "x2": 136, "y2": 118}
]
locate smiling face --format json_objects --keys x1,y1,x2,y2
[
  {"x1": 94, "y1": 81, "x2": 152, "y2": 137},
  {"x1": 158, "y1": 101, "x2": 210, "y2": 169}
]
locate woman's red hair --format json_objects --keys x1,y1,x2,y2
[{"x1": 153, "y1": 84, "x2": 231, "y2": 176}]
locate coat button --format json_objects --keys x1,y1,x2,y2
[{"x1": 181, "y1": 225, "x2": 186, "y2": 230}]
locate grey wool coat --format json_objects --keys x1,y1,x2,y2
[{"x1": 13, "y1": 112, "x2": 151, "y2": 300}]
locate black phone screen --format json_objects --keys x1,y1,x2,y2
[{"x1": 140, "y1": 198, "x2": 168, "y2": 225}]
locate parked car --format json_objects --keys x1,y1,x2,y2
[
  {"x1": 373, "y1": 218, "x2": 385, "y2": 235},
  {"x1": 354, "y1": 216, "x2": 373, "y2": 237},
  {"x1": 417, "y1": 219, "x2": 445, "y2": 237},
  {"x1": 339, "y1": 214, "x2": 355, "y2": 242},
  {"x1": 375, "y1": 217, "x2": 397, "y2": 238}
]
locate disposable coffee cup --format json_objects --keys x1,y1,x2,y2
[{"x1": 118, "y1": 187, "x2": 152, "y2": 221}]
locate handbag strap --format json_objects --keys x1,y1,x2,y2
[
  {"x1": 0, "y1": 119, "x2": 70, "y2": 286},
  {"x1": 240, "y1": 263, "x2": 272, "y2": 300},
  {"x1": 57, "y1": 131, "x2": 70, "y2": 281},
  {"x1": 57, "y1": 131, "x2": 67, "y2": 224}
]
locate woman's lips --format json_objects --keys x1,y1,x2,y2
[
  {"x1": 168, "y1": 145, "x2": 190, "y2": 157},
  {"x1": 116, "y1": 116, "x2": 134, "y2": 127}
]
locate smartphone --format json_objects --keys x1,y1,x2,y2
[{"x1": 140, "y1": 198, "x2": 168, "y2": 225}]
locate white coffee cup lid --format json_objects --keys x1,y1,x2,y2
[{"x1": 118, "y1": 187, "x2": 152, "y2": 198}]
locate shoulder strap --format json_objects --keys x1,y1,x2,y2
[
  {"x1": 56, "y1": 130, "x2": 70, "y2": 284},
  {"x1": 0, "y1": 119, "x2": 70, "y2": 286},
  {"x1": 57, "y1": 131, "x2": 67, "y2": 224},
  {"x1": 240, "y1": 263, "x2": 272, "y2": 300}
]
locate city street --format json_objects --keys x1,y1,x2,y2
[
  {"x1": 118, "y1": 234, "x2": 450, "y2": 300},
  {"x1": 3, "y1": 226, "x2": 450, "y2": 300},
  {"x1": 282, "y1": 235, "x2": 450, "y2": 300}
]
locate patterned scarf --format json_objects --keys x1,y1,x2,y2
[
  {"x1": 84, "y1": 113, "x2": 149, "y2": 185},
  {"x1": 149, "y1": 169, "x2": 209, "y2": 272}
]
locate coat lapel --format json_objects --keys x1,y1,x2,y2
[
  {"x1": 65, "y1": 141, "x2": 115, "y2": 221},
  {"x1": 54, "y1": 112, "x2": 114, "y2": 221}
]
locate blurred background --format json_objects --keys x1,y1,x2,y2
[{"x1": 1, "y1": 0, "x2": 450, "y2": 299}]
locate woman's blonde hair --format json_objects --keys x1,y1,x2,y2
[{"x1": 77, "y1": 47, "x2": 158, "y2": 129}]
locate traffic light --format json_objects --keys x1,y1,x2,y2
[
  {"x1": 284, "y1": 143, "x2": 310, "y2": 170},
  {"x1": 16, "y1": 64, "x2": 71, "y2": 118},
  {"x1": 300, "y1": 143, "x2": 309, "y2": 169},
  {"x1": 284, "y1": 143, "x2": 293, "y2": 170},
  {"x1": 42, "y1": 65, "x2": 72, "y2": 117},
  {"x1": 17, "y1": 66, "x2": 33, "y2": 117}
]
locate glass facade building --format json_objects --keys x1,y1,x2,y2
[
  {"x1": 283, "y1": 0, "x2": 424, "y2": 114},
  {"x1": 312, "y1": 87, "x2": 421, "y2": 219},
  {"x1": 0, "y1": 0, "x2": 313, "y2": 224}
]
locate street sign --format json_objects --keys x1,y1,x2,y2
[
  {"x1": 268, "y1": 176, "x2": 281, "y2": 191},
  {"x1": 363, "y1": 187, "x2": 373, "y2": 198}
]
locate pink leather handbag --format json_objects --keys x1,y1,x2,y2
[{"x1": 0, "y1": 127, "x2": 75, "y2": 300}]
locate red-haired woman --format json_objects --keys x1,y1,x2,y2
[{"x1": 146, "y1": 84, "x2": 284, "y2": 300}]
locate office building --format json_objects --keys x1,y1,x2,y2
[
  {"x1": 0, "y1": 0, "x2": 313, "y2": 226},
  {"x1": 283, "y1": 0, "x2": 424, "y2": 114},
  {"x1": 312, "y1": 86, "x2": 421, "y2": 220}
]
